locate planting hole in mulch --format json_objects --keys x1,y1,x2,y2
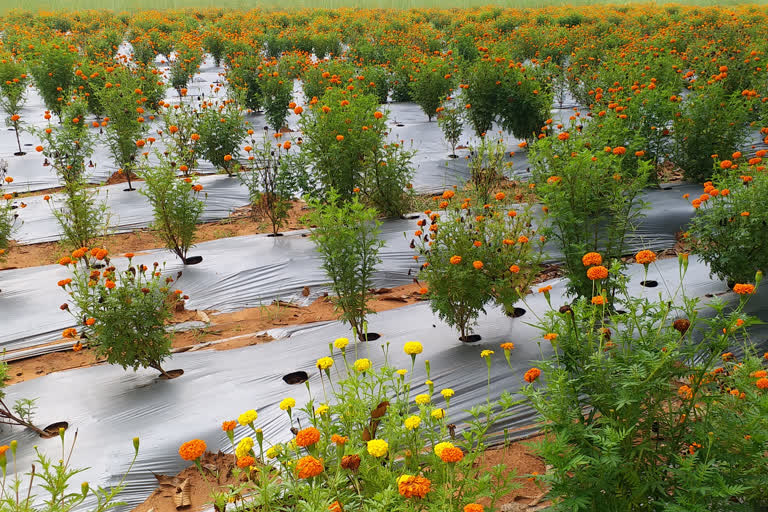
[
  {"x1": 459, "y1": 334, "x2": 482, "y2": 343},
  {"x1": 448, "y1": 154, "x2": 459, "y2": 159},
  {"x1": 123, "y1": 188, "x2": 136, "y2": 192},
  {"x1": 266, "y1": 233, "x2": 284, "y2": 237},
  {"x1": 640, "y1": 280, "x2": 658, "y2": 288},
  {"x1": 361, "y1": 333, "x2": 381, "y2": 341},
  {"x1": 283, "y1": 371, "x2": 309, "y2": 385},
  {"x1": 183, "y1": 256, "x2": 204, "y2": 265},
  {"x1": 40, "y1": 421, "x2": 69, "y2": 439},
  {"x1": 13, "y1": 152, "x2": 26, "y2": 156},
  {"x1": 506, "y1": 307, "x2": 526, "y2": 318},
  {"x1": 159, "y1": 369, "x2": 184, "y2": 379}
]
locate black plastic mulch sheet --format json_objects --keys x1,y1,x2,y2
[
  {"x1": 1, "y1": 256, "x2": 766, "y2": 511},
  {"x1": 0, "y1": 182, "x2": 702, "y2": 352}
]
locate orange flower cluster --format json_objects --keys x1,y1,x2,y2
[
  {"x1": 635, "y1": 250, "x2": 656, "y2": 265},
  {"x1": 296, "y1": 427, "x2": 321, "y2": 447},
  {"x1": 178, "y1": 439, "x2": 206, "y2": 461},
  {"x1": 397, "y1": 475, "x2": 432, "y2": 498},
  {"x1": 586, "y1": 266, "x2": 608, "y2": 280},
  {"x1": 733, "y1": 284, "x2": 755, "y2": 295},
  {"x1": 296, "y1": 455, "x2": 323, "y2": 479},
  {"x1": 524, "y1": 367, "x2": 541, "y2": 383}
]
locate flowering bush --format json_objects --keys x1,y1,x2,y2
[
  {"x1": 0, "y1": 56, "x2": 30, "y2": 155},
  {"x1": 409, "y1": 55, "x2": 454, "y2": 121},
  {"x1": 671, "y1": 82, "x2": 753, "y2": 183},
  {"x1": 237, "y1": 133, "x2": 296, "y2": 235},
  {"x1": 194, "y1": 99, "x2": 247, "y2": 176},
  {"x1": 521, "y1": 255, "x2": 768, "y2": 510},
  {"x1": 687, "y1": 156, "x2": 768, "y2": 284},
  {"x1": 138, "y1": 160, "x2": 205, "y2": 264},
  {"x1": 35, "y1": 98, "x2": 94, "y2": 186},
  {"x1": 28, "y1": 39, "x2": 77, "y2": 119},
  {"x1": 437, "y1": 101, "x2": 464, "y2": 157},
  {"x1": 414, "y1": 189, "x2": 543, "y2": 340},
  {"x1": 258, "y1": 63, "x2": 294, "y2": 132},
  {"x1": 294, "y1": 88, "x2": 387, "y2": 200},
  {"x1": 97, "y1": 67, "x2": 155, "y2": 190},
  {"x1": 60, "y1": 251, "x2": 183, "y2": 377},
  {"x1": 305, "y1": 191, "x2": 383, "y2": 341},
  {"x1": 158, "y1": 99, "x2": 201, "y2": 176},
  {"x1": 181, "y1": 340, "x2": 522, "y2": 510},
  {"x1": 528, "y1": 122, "x2": 651, "y2": 302}
]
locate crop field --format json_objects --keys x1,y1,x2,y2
[{"x1": 0, "y1": 5, "x2": 767, "y2": 512}]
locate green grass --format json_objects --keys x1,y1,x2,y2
[{"x1": 2, "y1": 0, "x2": 765, "y2": 12}]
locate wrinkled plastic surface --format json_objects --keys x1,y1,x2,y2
[
  {"x1": 0, "y1": 182, "x2": 700, "y2": 351},
  {"x1": 2, "y1": 256, "x2": 766, "y2": 511}
]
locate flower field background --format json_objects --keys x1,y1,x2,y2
[{"x1": 0, "y1": 5, "x2": 767, "y2": 512}]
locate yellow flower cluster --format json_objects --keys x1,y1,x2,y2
[
  {"x1": 354, "y1": 358, "x2": 372, "y2": 372},
  {"x1": 235, "y1": 437, "x2": 254, "y2": 458},
  {"x1": 367, "y1": 439, "x2": 389, "y2": 457},
  {"x1": 434, "y1": 441, "x2": 454, "y2": 458},
  {"x1": 316, "y1": 357, "x2": 334, "y2": 370},
  {"x1": 315, "y1": 404, "x2": 330, "y2": 416},
  {"x1": 404, "y1": 415, "x2": 421, "y2": 430},
  {"x1": 266, "y1": 444, "x2": 283, "y2": 459},
  {"x1": 415, "y1": 394, "x2": 431, "y2": 405},
  {"x1": 441, "y1": 388, "x2": 455, "y2": 398},
  {"x1": 237, "y1": 409, "x2": 258, "y2": 426},
  {"x1": 404, "y1": 341, "x2": 423, "y2": 355},
  {"x1": 431, "y1": 408, "x2": 445, "y2": 419},
  {"x1": 280, "y1": 398, "x2": 296, "y2": 411},
  {"x1": 334, "y1": 337, "x2": 349, "y2": 350}
]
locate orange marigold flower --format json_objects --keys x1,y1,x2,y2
[
  {"x1": 450, "y1": 255, "x2": 462, "y2": 265},
  {"x1": 440, "y1": 446, "x2": 464, "y2": 463},
  {"x1": 472, "y1": 260, "x2": 483, "y2": 269},
  {"x1": 587, "y1": 266, "x2": 608, "y2": 280},
  {"x1": 582, "y1": 252, "x2": 602, "y2": 266},
  {"x1": 222, "y1": 421, "x2": 236, "y2": 432},
  {"x1": 733, "y1": 284, "x2": 756, "y2": 295},
  {"x1": 105, "y1": 280, "x2": 116, "y2": 289},
  {"x1": 720, "y1": 160, "x2": 733, "y2": 169},
  {"x1": 72, "y1": 342, "x2": 83, "y2": 352},
  {"x1": 442, "y1": 190, "x2": 455, "y2": 199},
  {"x1": 635, "y1": 250, "x2": 656, "y2": 265},
  {"x1": 757, "y1": 378, "x2": 768, "y2": 390},
  {"x1": 178, "y1": 439, "x2": 206, "y2": 461},
  {"x1": 538, "y1": 285, "x2": 552, "y2": 294},
  {"x1": 495, "y1": 192, "x2": 505, "y2": 201},
  {"x1": 237, "y1": 455, "x2": 255, "y2": 468},
  {"x1": 750, "y1": 370, "x2": 767, "y2": 378},
  {"x1": 524, "y1": 367, "x2": 541, "y2": 383},
  {"x1": 85, "y1": 318, "x2": 95, "y2": 326},
  {"x1": 509, "y1": 265, "x2": 520, "y2": 273},
  {"x1": 331, "y1": 434, "x2": 348, "y2": 445},
  {"x1": 58, "y1": 278, "x2": 72, "y2": 287},
  {"x1": 296, "y1": 427, "x2": 321, "y2": 447},
  {"x1": 544, "y1": 333, "x2": 558, "y2": 341},
  {"x1": 397, "y1": 475, "x2": 432, "y2": 498},
  {"x1": 591, "y1": 296, "x2": 605, "y2": 305},
  {"x1": 296, "y1": 455, "x2": 324, "y2": 479},
  {"x1": 464, "y1": 505, "x2": 484, "y2": 512},
  {"x1": 500, "y1": 342, "x2": 514, "y2": 350},
  {"x1": 328, "y1": 501, "x2": 343, "y2": 512},
  {"x1": 741, "y1": 211, "x2": 750, "y2": 217},
  {"x1": 612, "y1": 146, "x2": 626, "y2": 155},
  {"x1": 518, "y1": 235, "x2": 528, "y2": 244}
]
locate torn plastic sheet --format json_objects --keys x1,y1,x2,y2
[
  {"x1": 1, "y1": 256, "x2": 766, "y2": 510},
  {"x1": 0, "y1": 182, "x2": 701, "y2": 351}
]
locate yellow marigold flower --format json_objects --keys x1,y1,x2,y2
[
  {"x1": 425, "y1": 379, "x2": 433, "y2": 386},
  {"x1": 431, "y1": 408, "x2": 445, "y2": 419},
  {"x1": 279, "y1": 398, "x2": 296, "y2": 411},
  {"x1": 415, "y1": 394, "x2": 431, "y2": 405},
  {"x1": 237, "y1": 409, "x2": 258, "y2": 426},
  {"x1": 316, "y1": 357, "x2": 334, "y2": 370},
  {"x1": 235, "y1": 437, "x2": 254, "y2": 458},
  {"x1": 480, "y1": 350, "x2": 494, "y2": 358},
  {"x1": 441, "y1": 388, "x2": 454, "y2": 399},
  {"x1": 404, "y1": 416, "x2": 421, "y2": 430},
  {"x1": 396, "y1": 369, "x2": 408, "y2": 376},
  {"x1": 404, "y1": 341, "x2": 423, "y2": 355},
  {"x1": 334, "y1": 337, "x2": 349, "y2": 350},
  {"x1": 434, "y1": 441, "x2": 454, "y2": 458},
  {"x1": 265, "y1": 444, "x2": 282, "y2": 459},
  {"x1": 354, "y1": 358, "x2": 371, "y2": 372},
  {"x1": 315, "y1": 404, "x2": 330, "y2": 416},
  {"x1": 367, "y1": 439, "x2": 389, "y2": 458}
]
